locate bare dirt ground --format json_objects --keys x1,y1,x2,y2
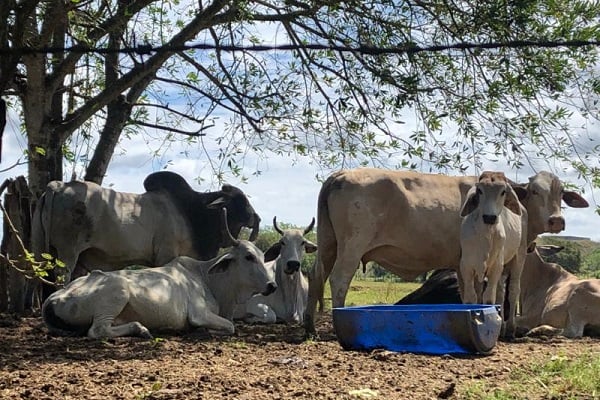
[{"x1": 1, "y1": 313, "x2": 599, "y2": 400}]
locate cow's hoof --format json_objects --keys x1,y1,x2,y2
[{"x1": 138, "y1": 327, "x2": 153, "y2": 339}]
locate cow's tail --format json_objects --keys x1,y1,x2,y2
[
  {"x1": 42, "y1": 301, "x2": 89, "y2": 337},
  {"x1": 31, "y1": 189, "x2": 51, "y2": 257},
  {"x1": 31, "y1": 187, "x2": 57, "y2": 301},
  {"x1": 304, "y1": 172, "x2": 341, "y2": 337}
]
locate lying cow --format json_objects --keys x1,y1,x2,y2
[
  {"x1": 234, "y1": 217, "x2": 317, "y2": 324},
  {"x1": 31, "y1": 171, "x2": 260, "y2": 301},
  {"x1": 42, "y1": 210, "x2": 276, "y2": 339},
  {"x1": 459, "y1": 172, "x2": 527, "y2": 337},
  {"x1": 518, "y1": 244, "x2": 600, "y2": 338},
  {"x1": 305, "y1": 168, "x2": 588, "y2": 335}
]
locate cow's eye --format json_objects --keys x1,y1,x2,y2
[
  {"x1": 279, "y1": 240, "x2": 285, "y2": 246},
  {"x1": 476, "y1": 188, "x2": 482, "y2": 195},
  {"x1": 245, "y1": 254, "x2": 256, "y2": 262},
  {"x1": 532, "y1": 189, "x2": 539, "y2": 195},
  {"x1": 501, "y1": 190, "x2": 506, "y2": 196}
]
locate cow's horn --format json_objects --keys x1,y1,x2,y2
[
  {"x1": 221, "y1": 208, "x2": 240, "y2": 247},
  {"x1": 304, "y1": 217, "x2": 316, "y2": 235},
  {"x1": 273, "y1": 216, "x2": 284, "y2": 236}
]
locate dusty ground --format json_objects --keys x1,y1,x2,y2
[{"x1": 1, "y1": 313, "x2": 599, "y2": 400}]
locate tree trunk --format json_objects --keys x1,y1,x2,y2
[
  {"x1": 84, "y1": 96, "x2": 132, "y2": 184},
  {"x1": 0, "y1": 176, "x2": 33, "y2": 313}
]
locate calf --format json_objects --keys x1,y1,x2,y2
[
  {"x1": 42, "y1": 210, "x2": 276, "y2": 339},
  {"x1": 459, "y1": 171, "x2": 528, "y2": 337},
  {"x1": 235, "y1": 217, "x2": 317, "y2": 324}
]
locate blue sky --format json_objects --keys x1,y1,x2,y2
[{"x1": 3, "y1": 106, "x2": 600, "y2": 242}]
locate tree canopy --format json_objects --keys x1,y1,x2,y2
[{"x1": 1, "y1": 0, "x2": 600, "y2": 197}]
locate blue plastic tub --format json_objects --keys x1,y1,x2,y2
[{"x1": 332, "y1": 304, "x2": 502, "y2": 355}]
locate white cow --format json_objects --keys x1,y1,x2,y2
[
  {"x1": 518, "y1": 244, "x2": 600, "y2": 338},
  {"x1": 234, "y1": 217, "x2": 317, "y2": 324},
  {"x1": 42, "y1": 211, "x2": 276, "y2": 339},
  {"x1": 459, "y1": 172, "x2": 528, "y2": 337}
]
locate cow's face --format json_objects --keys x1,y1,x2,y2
[
  {"x1": 209, "y1": 185, "x2": 261, "y2": 241},
  {"x1": 460, "y1": 173, "x2": 521, "y2": 223},
  {"x1": 515, "y1": 171, "x2": 589, "y2": 240},
  {"x1": 265, "y1": 230, "x2": 318, "y2": 275},
  {"x1": 224, "y1": 185, "x2": 261, "y2": 240},
  {"x1": 210, "y1": 240, "x2": 276, "y2": 303}
]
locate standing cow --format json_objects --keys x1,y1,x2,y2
[
  {"x1": 459, "y1": 172, "x2": 528, "y2": 337},
  {"x1": 42, "y1": 209, "x2": 276, "y2": 338},
  {"x1": 234, "y1": 217, "x2": 317, "y2": 324},
  {"x1": 304, "y1": 168, "x2": 588, "y2": 335},
  {"x1": 31, "y1": 171, "x2": 260, "y2": 302}
]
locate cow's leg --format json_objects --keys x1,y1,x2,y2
[
  {"x1": 305, "y1": 247, "x2": 336, "y2": 335},
  {"x1": 459, "y1": 262, "x2": 478, "y2": 304},
  {"x1": 482, "y1": 258, "x2": 503, "y2": 306},
  {"x1": 502, "y1": 258, "x2": 523, "y2": 339},
  {"x1": 188, "y1": 309, "x2": 235, "y2": 335},
  {"x1": 562, "y1": 284, "x2": 598, "y2": 338},
  {"x1": 244, "y1": 297, "x2": 277, "y2": 324},
  {"x1": 86, "y1": 279, "x2": 152, "y2": 339},
  {"x1": 89, "y1": 319, "x2": 153, "y2": 339},
  {"x1": 329, "y1": 245, "x2": 362, "y2": 309}
]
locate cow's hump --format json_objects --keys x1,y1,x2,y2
[{"x1": 143, "y1": 171, "x2": 194, "y2": 196}]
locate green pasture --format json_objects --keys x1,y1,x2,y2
[
  {"x1": 460, "y1": 352, "x2": 600, "y2": 399},
  {"x1": 321, "y1": 278, "x2": 422, "y2": 309}
]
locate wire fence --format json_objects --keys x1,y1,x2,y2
[{"x1": 1, "y1": 39, "x2": 599, "y2": 56}]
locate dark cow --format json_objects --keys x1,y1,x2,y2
[{"x1": 31, "y1": 171, "x2": 260, "y2": 300}]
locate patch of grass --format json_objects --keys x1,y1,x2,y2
[
  {"x1": 460, "y1": 352, "x2": 600, "y2": 399},
  {"x1": 322, "y1": 279, "x2": 421, "y2": 309}
]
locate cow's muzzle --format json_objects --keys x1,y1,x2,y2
[
  {"x1": 548, "y1": 215, "x2": 565, "y2": 233},
  {"x1": 482, "y1": 214, "x2": 497, "y2": 225},
  {"x1": 285, "y1": 260, "x2": 301, "y2": 274},
  {"x1": 262, "y1": 282, "x2": 277, "y2": 296}
]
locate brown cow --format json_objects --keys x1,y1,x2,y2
[
  {"x1": 304, "y1": 168, "x2": 588, "y2": 335},
  {"x1": 518, "y1": 244, "x2": 600, "y2": 338}
]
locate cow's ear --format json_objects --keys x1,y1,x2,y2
[
  {"x1": 504, "y1": 186, "x2": 522, "y2": 216},
  {"x1": 207, "y1": 196, "x2": 226, "y2": 208},
  {"x1": 460, "y1": 186, "x2": 479, "y2": 217},
  {"x1": 537, "y1": 244, "x2": 564, "y2": 258},
  {"x1": 304, "y1": 240, "x2": 317, "y2": 254},
  {"x1": 511, "y1": 185, "x2": 528, "y2": 202},
  {"x1": 264, "y1": 242, "x2": 282, "y2": 262},
  {"x1": 208, "y1": 253, "x2": 234, "y2": 274},
  {"x1": 562, "y1": 191, "x2": 589, "y2": 208}
]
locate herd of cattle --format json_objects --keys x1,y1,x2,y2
[{"x1": 5, "y1": 167, "x2": 600, "y2": 343}]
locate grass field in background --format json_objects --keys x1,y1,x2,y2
[{"x1": 321, "y1": 279, "x2": 422, "y2": 309}]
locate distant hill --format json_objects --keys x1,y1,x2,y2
[
  {"x1": 548, "y1": 235, "x2": 591, "y2": 241},
  {"x1": 538, "y1": 235, "x2": 600, "y2": 259}
]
